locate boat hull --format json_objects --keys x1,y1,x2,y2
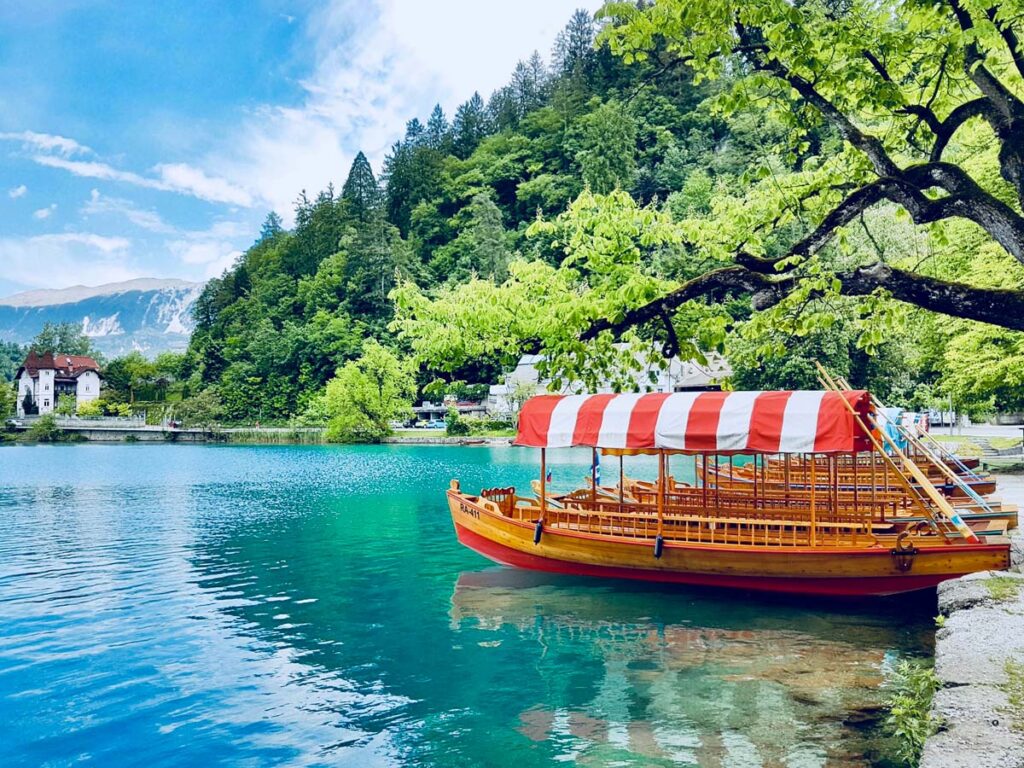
[{"x1": 449, "y1": 491, "x2": 1010, "y2": 597}]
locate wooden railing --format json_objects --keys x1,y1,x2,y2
[{"x1": 480, "y1": 491, "x2": 880, "y2": 548}]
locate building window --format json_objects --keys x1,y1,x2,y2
[
  {"x1": 44, "y1": 400, "x2": 49, "y2": 407},
  {"x1": 44, "y1": 383, "x2": 50, "y2": 391}
]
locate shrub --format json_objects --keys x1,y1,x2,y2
[
  {"x1": 445, "y1": 408, "x2": 471, "y2": 436},
  {"x1": 885, "y1": 659, "x2": 941, "y2": 766},
  {"x1": 54, "y1": 399, "x2": 76, "y2": 416},
  {"x1": 25, "y1": 414, "x2": 62, "y2": 442},
  {"x1": 104, "y1": 402, "x2": 133, "y2": 418},
  {"x1": 77, "y1": 400, "x2": 103, "y2": 417}
]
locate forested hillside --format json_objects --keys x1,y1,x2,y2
[
  {"x1": 184, "y1": 1, "x2": 1024, "y2": 426},
  {"x1": 185, "y1": 7, "x2": 741, "y2": 421}
]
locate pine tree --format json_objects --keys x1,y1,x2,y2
[
  {"x1": 509, "y1": 53, "x2": 549, "y2": 120},
  {"x1": 404, "y1": 118, "x2": 425, "y2": 144},
  {"x1": 464, "y1": 192, "x2": 510, "y2": 280},
  {"x1": 382, "y1": 140, "x2": 414, "y2": 234},
  {"x1": 425, "y1": 104, "x2": 451, "y2": 151},
  {"x1": 552, "y1": 9, "x2": 596, "y2": 76},
  {"x1": 574, "y1": 100, "x2": 638, "y2": 193},
  {"x1": 452, "y1": 92, "x2": 489, "y2": 159},
  {"x1": 259, "y1": 211, "x2": 284, "y2": 242},
  {"x1": 341, "y1": 151, "x2": 381, "y2": 223}
]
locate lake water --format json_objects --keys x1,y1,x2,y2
[{"x1": 0, "y1": 444, "x2": 935, "y2": 767}]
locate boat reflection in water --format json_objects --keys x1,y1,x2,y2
[{"x1": 450, "y1": 567, "x2": 933, "y2": 767}]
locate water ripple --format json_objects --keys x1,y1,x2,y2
[{"x1": 0, "y1": 445, "x2": 934, "y2": 766}]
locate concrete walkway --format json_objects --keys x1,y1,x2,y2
[{"x1": 921, "y1": 475, "x2": 1024, "y2": 768}]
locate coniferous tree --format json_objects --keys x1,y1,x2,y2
[
  {"x1": 574, "y1": 100, "x2": 638, "y2": 193},
  {"x1": 259, "y1": 211, "x2": 284, "y2": 242},
  {"x1": 341, "y1": 151, "x2": 381, "y2": 223},
  {"x1": 404, "y1": 118, "x2": 425, "y2": 145},
  {"x1": 425, "y1": 105, "x2": 451, "y2": 151},
  {"x1": 452, "y1": 92, "x2": 489, "y2": 159},
  {"x1": 381, "y1": 141, "x2": 414, "y2": 234},
  {"x1": 509, "y1": 53, "x2": 549, "y2": 120},
  {"x1": 486, "y1": 86, "x2": 519, "y2": 131},
  {"x1": 552, "y1": 9, "x2": 596, "y2": 77}
]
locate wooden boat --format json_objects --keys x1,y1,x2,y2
[
  {"x1": 692, "y1": 464, "x2": 1017, "y2": 529},
  {"x1": 447, "y1": 390, "x2": 1011, "y2": 597}
]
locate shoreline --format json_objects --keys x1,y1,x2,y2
[{"x1": 921, "y1": 475, "x2": 1024, "y2": 767}]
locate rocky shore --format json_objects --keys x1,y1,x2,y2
[{"x1": 921, "y1": 476, "x2": 1024, "y2": 768}]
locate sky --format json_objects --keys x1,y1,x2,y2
[{"x1": 0, "y1": 0, "x2": 601, "y2": 298}]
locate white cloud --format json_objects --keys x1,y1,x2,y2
[
  {"x1": 0, "y1": 233, "x2": 138, "y2": 287},
  {"x1": 208, "y1": 0, "x2": 597, "y2": 221},
  {"x1": 33, "y1": 155, "x2": 253, "y2": 206},
  {"x1": 152, "y1": 163, "x2": 252, "y2": 207},
  {"x1": 0, "y1": 130, "x2": 91, "y2": 156},
  {"x1": 33, "y1": 203, "x2": 57, "y2": 220},
  {"x1": 81, "y1": 189, "x2": 176, "y2": 234},
  {"x1": 8, "y1": 184, "x2": 27, "y2": 199},
  {"x1": 166, "y1": 220, "x2": 249, "y2": 278}
]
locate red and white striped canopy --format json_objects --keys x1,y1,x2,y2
[{"x1": 514, "y1": 390, "x2": 873, "y2": 454}]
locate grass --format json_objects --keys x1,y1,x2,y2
[
  {"x1": 884, "y1": 659, "x2": 941, "y2": 767},
  {"x1": 985, "y1": 576, "x2": 1024, "y2": 602},
  {"x1": 393, "y1": 429, "x2": 445, "y2": 438},
  {"x1": 1002, "y1": 659, "x2": 1024, "y2": 732},
  {"x1": 391, "y1": 429, "x2": 515, "y2": 439},
  {"x1": 925, "y1": 435, "x2": 986, "y2": 456},
  {"x1": 226, "y1": 429, "x2": 325, "y2": 445},
  {"x1": 990, "y1": 437, "x2": 1024, "y2": 450}
]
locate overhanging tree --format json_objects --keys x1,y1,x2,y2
[{"x1": 594, "y1": 0, "x2": 1024, "y2": 336}]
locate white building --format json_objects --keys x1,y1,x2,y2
[
  {"x1": 486, "y1": 349, "x2": 731, "y2": 418},
  {"x1": 15, "y1": 352, "x2": 102, "y2": 417}
]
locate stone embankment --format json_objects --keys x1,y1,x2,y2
[
  {"x1": 921, "y1": 478, "x2": 1024, "y2": 767},
  {"x1": 381, "y1": 436, "x2": 512, "y2": 446}
]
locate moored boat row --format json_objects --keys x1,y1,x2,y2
[{"x1": 447, "y1": 387, "x2": 1013, "y2": 597}]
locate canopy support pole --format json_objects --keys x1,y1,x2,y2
[
  {"x1": 655, "y1": 450, "x2": 665, "y2": 558},
  {"x1": 810, "y1": 455, "x2": 817, "y2": 547},
  {"x1": 535, "y1": 448, "x2": 546, "y2": 544},
  {"x1": 618, "y1": 454, "x2": 624, "y2": 515},
  {"x1": 591, "y1": 447, "x2": 597, "y2": 504}
]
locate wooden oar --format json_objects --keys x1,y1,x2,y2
[
  {"x1": 843, "y1": 380, "x2": 999, "y2": 518},
  {"x1": 815, "y1": 363, "x2": 978, "y2": 543}
]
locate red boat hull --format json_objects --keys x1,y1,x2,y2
[{"x1": 456, "y1": 523, "x2": 966, "y2": 597}]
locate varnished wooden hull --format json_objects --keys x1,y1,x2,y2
[{"x1": 448, "y1": 491, "x2": 1010, "y2": 597}]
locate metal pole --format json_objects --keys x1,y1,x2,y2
[
  {"x1": 810, "y1": 454, "x2": 817, "y2": 547},
  {"x1": 539, "y1": 448, "x2": 547, "y2": 520}
]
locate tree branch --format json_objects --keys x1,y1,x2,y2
[
  {"x1": 986, "y1": 6, "x2": 1024, "y2": 81},
  {"x1": 582, "y1": 262, "x2": 1024, "y2": 345},
  {"x1": 735, "y1": 22, "x2": 902, "y2": 177},
  {"x1": 946, "y1": 0, "x2": 1024, "y2": 120},
  {"x1": 926, "y1": 98, "x2": 992, "y2": 160},
  {"x1": 580, "y1": 267, "x2": 786, "y2": 341},
  {"x1": 837, "y1": 263, "x2": 1024, "y2": 330}
]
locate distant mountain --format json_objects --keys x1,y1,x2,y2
[{"x1": 0, "y1": 278, "x2": 204, "y2": 356}]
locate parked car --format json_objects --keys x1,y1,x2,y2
[{"x1": 426, "y1": 419, "x2": 446, "y2": 429}]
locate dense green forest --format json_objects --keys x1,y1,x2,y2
[
  {"x1": 8, "y1": 2, "x2": 1022, "y2": 434},
  {"x1": 182, "y1": 4, "x2": 925, "y2": 427}
]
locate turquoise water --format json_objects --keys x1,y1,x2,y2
[{"x1": 0, "y1": 444, "x2": 934, "y2": 767}]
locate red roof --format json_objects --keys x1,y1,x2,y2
[
  {"x1": 18, "y1": 351, "x2": 101, "y2": 380},
  {"x1": 514, "y1": 390, "x2": 874, "y2": 454}
]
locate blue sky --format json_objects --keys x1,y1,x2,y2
[{"x1": 0, "y1": 0, "x2": 599, "y2": 297}]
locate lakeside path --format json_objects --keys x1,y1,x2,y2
[{"x1": 922, "y1": 474, "x2": 1024, "y2": 768}]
